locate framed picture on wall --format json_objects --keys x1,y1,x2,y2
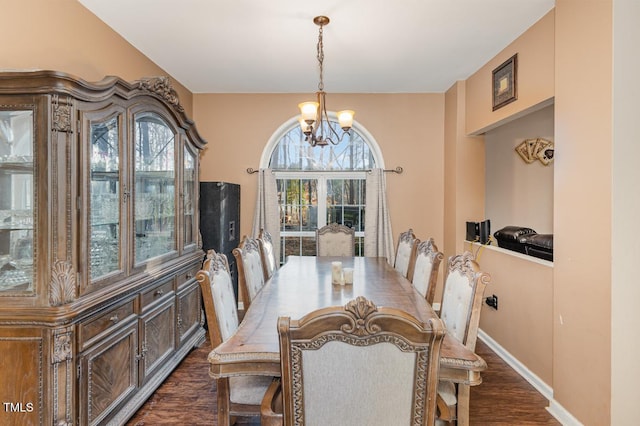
[{"x1": 492, "y1": 53, "x2": 518, "y2": 111}]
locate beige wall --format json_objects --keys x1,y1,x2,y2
[
  {"x1": 554, "y1": 0, "x2": 612, "y2": 424},
  {"x1": 193, "y1": 93, "x2": 446, "y2": 248},
  {"x1": 443, "y1": 81, "x2": 485, "y2": 260},
  {"x1": 464, "y1": 2, "x2": 615, "y2": 423},
  {"x1": 0, "y1": 0, "x2": 193, "y2": 116},
  {"x1": 478, "y1": 247, "x2": 554, "y2": 385},
  {"x1": 465, "y1": 10, "x2": 555, "y2": 136}
]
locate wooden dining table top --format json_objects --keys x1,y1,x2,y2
[{"x1": 208, "y1": 256, "x2": 487, "y2": 385}]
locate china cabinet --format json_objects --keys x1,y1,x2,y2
[{"x1": 0, "y1": 71, "x2": 206, "y2": 425}]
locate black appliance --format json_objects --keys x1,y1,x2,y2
[
  {"x1": 199, "y1": 182, "x2": 241, "y2": 298},
  {"x1": 465, "y1": 220, "x2": 491, "y2": 244}
]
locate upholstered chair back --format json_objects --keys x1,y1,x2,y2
[
  {"x1": 315, "y1": 223, "x2": 355, "y2": 257},
  {"x1": 258, "y1": 228, "x2": 278, "y2": 281},
  {"x1": 196, "y1": 249, "x2": 239, "y2": 347},
  {"x1": 439, "y1": 251, "x2": 490, "y2": 350},
  {"x1": 196, "y1": 249, "x2": 273, "y2": 424},
  {"x1": 409, "y1": 238, "x2": 444, "y2": 306},
  {"x1": 276, "y1": 296, "x2": 446, "y2": 426},
  {"x1": 233, "y1": 236, "x2": 266, "y2": 311},
  {"x1": 394, "y1": 228, "x2": 419, "y2": 278},
  {"x1": 436, "y1": 251, "x2": 490, "y2": 424}
]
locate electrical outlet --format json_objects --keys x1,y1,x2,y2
[{"x1": 485, "y1": 294, "x2": 498, "y2": 310}]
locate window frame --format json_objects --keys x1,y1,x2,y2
[{"x1": 261, "y1": 113, "x2": 384, "y2": 262}]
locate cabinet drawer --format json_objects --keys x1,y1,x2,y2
[
  {"x1": 79, "y1": 298, "x2": 136, "y2": 350},
  {"x1": 176, "y1": 264, "x2": 199, "y2": 289},
  {"x1": 140, "y1": 279, "x2": 174, "y2": 310}
]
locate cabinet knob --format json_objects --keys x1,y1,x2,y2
[
  {"x1": 155, "y1": 289, "x2": 164, "y2": 296},
  {"x1": 109, "y1": 315, "x2": 119, "y2": 323},
  {"x1": 186, "y1": 273, "x2": 193, "y2": 279}
]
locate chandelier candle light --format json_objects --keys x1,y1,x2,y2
[{"x1": 298, "y1": 16, "x2": 354, "y2": 147}]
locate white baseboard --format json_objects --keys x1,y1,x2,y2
[{"x1": 478, "y1": 329, "x2": 583, "y2": 426}]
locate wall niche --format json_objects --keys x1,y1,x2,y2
[{"x1": 484, "y1": 104, "x2": 554, "y2": 238}]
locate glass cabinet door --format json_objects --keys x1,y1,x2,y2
[
  {"x1": 134, "y1": 112, "x2": 176, "y2": 263},
  {"x1": 0, "y1": 110, "x2": 34, "y2": 293},
  {"x1": 183, "y1": 145, "x2": 196, "y2": 248},
  {"x1": 89, "y1": 116, "x2": 121, "y2": 280}
]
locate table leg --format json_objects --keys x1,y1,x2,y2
[{"x1": 456, "y1": 384, "x2": 471, "y2": 426}]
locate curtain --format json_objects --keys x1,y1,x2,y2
[
  {"x1": 251, "y1": 168, "x2": 281, "y2": 263},
  {"x1": 364, "y1": 169, "x2": 394, "y2": 264}
]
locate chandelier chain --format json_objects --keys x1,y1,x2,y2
[{"x1": 317, "y1": 24, "x2": 324, "y2": 92}]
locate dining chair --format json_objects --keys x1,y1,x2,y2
[
  {"x1": 233, "y1": 235, "x2": 266, "y2": 312},
  {"x1": 315, "y1": 222, "x2": 355, "y2": 257},
  {"x1": 261, "y1": 296, "x2": 447, "y2": 426},
  {"x1": 394, "y1": 228, "x2": 419, "y2": 278},
  {"x1": 196, "y1": 249, "x2": 273, "y2": 426},
  {"x1": 436, "y1": 251, "x2": 491, "y2": 426},
  {"x1": 408, "y1": 237, "x2": 444, "y2": 306},
  {"x1": 258, "y1": 228, "x2": 278, "y2": 281}
]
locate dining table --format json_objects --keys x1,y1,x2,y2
[{"x1": 207, "y1": 255, "x2": 487, "y2": 423}]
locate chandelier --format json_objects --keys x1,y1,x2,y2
[{"x1": 298, "y1": 16, "x2": 354, "y2": 147}]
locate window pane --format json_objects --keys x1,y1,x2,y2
[
  {"x1": 281, "y1": 235, "x2": 316, "y2": 259},
  {"x1": 278, "y1": 178, "x2": 317, "y2": 232},
  {"x1": 269, "y1": 122, "x2": 375, "y2": 171},
  {"x1": 327, "y1": 178, "x2": 366, "y2": 231}
]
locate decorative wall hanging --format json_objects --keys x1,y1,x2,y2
[
  {"x1": 492, "y1": 53, "x2": 518, "y2": 111},
  {"x1": 515, "y1": 138, "x2": 554, "y2": 165}
]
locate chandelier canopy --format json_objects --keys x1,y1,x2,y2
[{"x1": 298, "y1": 16, "x2": 354, "y2": 147}]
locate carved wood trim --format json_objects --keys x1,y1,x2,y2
[
  {"x1": 51, "y1": 95, "x2": 73, "y2": 133},
  {"x1": 448, "y1": 251, "x2": 490, "y2": 286},
  {"x1": 52, "y1": 329, "x2": 73, "y2": 425},
  {"x1": 136, "y1": 76, "x2": 184, "y2": 113},
  {"x1": 50, "y1": 260, "x2": 77, "y2": 306},
  {"x1": 398, "y1": 228, "x2": 417, "y2": 245}
]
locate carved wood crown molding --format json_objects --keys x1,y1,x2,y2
[{"x1": 136, "y1": 76, "x2": 184, "y2": 113}]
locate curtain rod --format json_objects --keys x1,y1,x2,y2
[{"x1": 246, "y1": 166, "x2": 403, "y2": 175}]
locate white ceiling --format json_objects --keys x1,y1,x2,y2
[{"x1": 78, "y1": 0, "x2": 554, "y2": 94}]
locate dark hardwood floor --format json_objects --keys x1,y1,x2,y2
[{"x1": 126, "y1": 339, "x2": 560, "y2": 425}]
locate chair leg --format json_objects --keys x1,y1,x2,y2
[
  {"x1": 456, "y1": 384, "x2": 471, "y2": 426},
  {"x1": 217, "y1": 377, "x2": 232, "y2": 426}
]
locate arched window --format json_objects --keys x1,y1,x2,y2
[{"x1": 261, "y1": 114, "x2": 384, "y2": 263}]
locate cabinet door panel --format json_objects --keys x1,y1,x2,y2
[
  {"x1": 182, "y1": 142, "x2": 197, "y2": 250},
  {"x1": 177, "y1": 280, "x2": 202, "y2": 344},
  {"x1": 0, "y1": 329, "x2": 43, "y2": 425},
  {"x1": 79, "y1": 104, "x2": 128, "y2": 295},
  {"x1": 80, "y1": 321, "x2": 138, "y2": 426},
  {"x1": 140, "y1": 297, "x2": 176, "y2": 382}
]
